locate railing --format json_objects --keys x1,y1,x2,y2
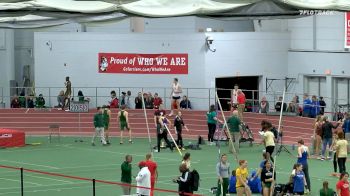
[{"x1": 0, "y1": 86, "x2": 348, "y2": 116}]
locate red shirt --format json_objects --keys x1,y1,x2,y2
[
  {"x1": 153, "y1": 98, "x2": 163, "y2": 109},
  {"x1": 337, "y1": 180, "x2": 350, "y2": 196},
  {"x1": 237, "y1": 93, "x2": 246, "y2": 104},
  {"x1": 144, "y1": 160, "x2": 157, "y2": 181},
  {"x1": 110, "y1": 98, "x2": 119, "y2": 108}
]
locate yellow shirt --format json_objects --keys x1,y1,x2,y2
[
  {"x1": 264, "y1": 131, "x2": 275, "y2": 147},
  {"x1": 236, "y1": 167, "x2": 248, "y2": 188},
  {"x1": 336, "y1": 139, "x2": 348, "y2": 158}
]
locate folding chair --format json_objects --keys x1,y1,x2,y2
[{"x1": 48, "y1": 124, "x2": 60, "y2": 143}]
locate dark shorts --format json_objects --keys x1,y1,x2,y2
[
  {"x1": 120, "y1": 122, "x2": 130, "y2": 131},
  {"x1": 172, "y1": 96, "x2": 181, "y2": 100}
]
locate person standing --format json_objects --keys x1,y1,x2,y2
[
  {"x1": 227, "y1": 110, "x2": 241, "y2": 153},
  {"x1": 64, "y1": 76, "x2": 72, "y2": 111},
  {"x1": 342, "y1": 114, "x2": 350, "y2": 152},
  {"x1": 321, "y1": 116, "x2": 340, "y2": 160},
  {"x1": 236, "y1": 160, "x2": 252, "y2": 196},
  {"x1": 310, "y1": 95, "x2": 320, "y2": 118},
  {"x1": 216, "y1": 154, "x2": 230, "y2": 196},
  {"x1": 170, "y1": 78, "x2": 182, "y2": 116},
  {"x1": 103, "y1": 105, "x2": 111, "y2": 145},
  {"x1": 144, "y1": 154, "x2": 158, "y2": 196},
  {"x1": 297, "y1": 139, "x2": 311, "y2": 191},
  {"x1": 153, "y1": 93, "x2": 163, "y2": 110},
  {"x1": 121, "y1": 155, "x2": 132, "y2": 195},
  {"x1": 156, "y1": 114, "x2": 173, "y2": 152},
  {"x1": 231, "y1": 84, "x2": 239, "y2": 111},
  {"x1": 303, "y1": 93, "x2": 312, "y2": 117},
  {"x1": 109, "y1": 90, "x2": 119, "y2": 108},
  {"x1": 174, "y1": 163, "x2": 193, "y2": 196},
  {"x1": 262, "y1": 121, "x2": 276, "y2": 162},
  {"x1": 313, "y1": 115, "x2": 323, "y2": 157},
  {"x1": 274, "y1": 96, "x2": 287, "y2": 112},
  {"x1": 237, "y1": 90, "x2": 246, "y2": 121},
  {"x1": 126, "y1": 91, "x2": 131, "y2": 109},
  {"x1": 336, "y1": 132, "x2": 348, "y2": 174},
  {"x1": 261, "y1": 160, "x2": 275, "y2": 196},
  {"x1": 91, "y1": 107, "x2": 107, "y2": 146},
  {"x1": 336, "y1": 172, "x2": 350, "y2": 196},
  {"x1": 292, "y1": 163, "x2": 307, "y2": 195},
  {"x1": 117, "y1": 105, "x2": 132, "y2": 144},
  {"x1": 174, "y1": 111, "x2": 188, "y2": 150},
  {"x1": 136, "y1": 161, "x2": 151, "y2": 196},
  {"x1": 319, "y1": 96, "x2": 326, "y2": 115},
  {"x1": 207, "y1": 104, "x2": 223, "y2": 145},
  {"x1": 135, "y1": 92, "x2": 143, "y2": 109},
  {"x1": 182, "y1": 153, "x2": 191, "y2": 169}
]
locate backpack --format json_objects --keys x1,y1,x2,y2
[
  {"x1": 190, "y1": 169, "x2": 200, "y2": 191},
  {"x1": 271, "y1": 127, "x2": 278, "y2": 139}
]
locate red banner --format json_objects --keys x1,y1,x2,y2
[
  {"x1": 345, "y1": 12, "x2": 350, "y2": 48},
  {"x1": 98, "y1": 53, "x2": 188, "y2": 74}
]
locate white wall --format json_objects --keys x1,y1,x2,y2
[{"x1": 34, "y1": 32, "x2": 207, "y2": 109}]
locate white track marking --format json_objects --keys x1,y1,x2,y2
[
  {"x1": 0, "y1": 177, "x2": 42, "y2": 186},
  {"x1": 25, "y1": 174, "x2": 73, "y2": 183},
  {"x1": 0, "y1": 160, "x2": 59, "y2": 169}
]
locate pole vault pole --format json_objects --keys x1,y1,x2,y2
[
  {"x1": 141, "y1": 92, "x2": 154, "y2": 155},
  {"x1": 215, "y1": 91, "x2": 239, "y2": 163},
  {"x1": 164, "y1": 124, "x2": 183, "y2": 157}
]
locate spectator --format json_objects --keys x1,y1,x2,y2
[
  {"x1": 310, "y1": 95, "x2": 320, "y2": 118},
  {"x1": 26, "y1": 94, "x2": 35, "y2": 108},
  {"x1": 180, "y1": 95, "x2": 192, "y2": 109},
  {"x1": 64, "y1": 76, "x2": 72, "y2": 111},
  {"x1": 303, "y1": 93, "x2": 312, "y2": 117},
  {"x1": 174, "y1": 163, "x2": 193, "y2": 196},
  {"x1": 136, "y1": 161, "x2": 151, "y2": 196},
  {"x1": 259, "y1": 96, "x2": 269, "y2": 113},
  {"x1": 229, "y1": 170, "x2": 237, "y2": 193},
  {"x1": 231, "y1": 84, "x2": 239, "y2": 111},
  {"x1": 10, "y1": 95, "x2": 20, "y2": 108},
  {"x1": 319, "y1": 96, "x2": 326, "y2": 115},
  {"x1": 120, "y1": 92, "x2": 126, "y2": 106},
  {"x1": 35, "y1": 94, "x2": 46, "y2": 108},
  {"x1": 109, "y1": 90, "x2": 119, "y2": 108},
  {"x1": 57, "y1": 90, "x2": 65, "y2": 109},
  {"x1": 274, "y1": 96, "x2": 287, "y2": 112},
  {"x1": 336, "y1": 172, "x2": 349, "y2": 196},
  {"x1": 77, "y1": 90, "x2": 85, "y2": 102},
  {"x1": 144, "y1": 92, "x2": 154, "y2": 109},
  {"x1": 126, "y1": 91, "x2": 131, "y2": 109},
  {"x1": 153, "y1": 93, "x2": 163, "y2": 109},
  {"x1": 121, "y1": 155, "x2": 132, "y2": 195},
  {"x1": 286, "y1": 100, "x2": 297, "y2": 113},
  {"x1": 19, "y1": 92, "x2": 26, "y2": 108},
  {"x1": 237, "y1": 89, "x2": 246, "y2": 121},
  {"x1": 260, "y1": 161, "x2": 274, "y2": 195},
  {"x1": 135, "y1": 92, "x2": 143, "y2": 109}
]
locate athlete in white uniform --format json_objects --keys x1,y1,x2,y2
[{"x1": 170, "y1": 78, "x2": 182, "y2": 116}]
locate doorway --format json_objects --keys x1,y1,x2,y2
[{"x1": 216, "y1": 76, "x2": 259, "y2": 111}]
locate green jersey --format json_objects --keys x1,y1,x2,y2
[
  {"x1": 120, "y1": 110, "x2": 127, "y2": 124},
  {"x1": 207, "y1": 111, "x2": 217, "y2": 124},
  {"x1": 103, "y1": 109, "x2": 110, "y2": 126},
  {"x1": 121, "y1": 161, "x2": 132, "y2": 183},
  {"x1": 93, "y1": 113, "x2": 104, "y2": 128},
  {"x1": 227, "y1": 115, "x2": 241, "y2": 132}
]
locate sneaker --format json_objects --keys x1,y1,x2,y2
[
  {"x1": 65, "y1": 109, "x2": 70, "y2": 112},
  {"x1": 321, "y1": 157, "x2": 325, "y2": 161},
  {"x1": 106, "y1": 141, "x2": 111, "y2": 145},
  {"x1": 129, "y1": 140, "x2": 133, "y2": 144},
  {"x1": 102, "y1": 143, "x2": 108, "y2": 146},
  {"x1": 120, "y1": 142, "x2": 123, "y2": 145},
  {"x1": 91, "y1": 143, "x2": 95, "y2": 146},
  {"x1": 181, "y1": 147, "x2": 186, "y2": 151},
  {"x1": 154, "y1": 150, "x2": 159, "y2": 153},
  {"x1": 57, "y1": 108, "x2": 62, "y2": 111}
]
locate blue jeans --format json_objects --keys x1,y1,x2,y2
[{"x1": 322, "y1": 138, "x2": 332, "y2": 157}]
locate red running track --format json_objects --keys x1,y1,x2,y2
[{"x1": 0, "y1": 108, "x2": 338, "y2": 145}]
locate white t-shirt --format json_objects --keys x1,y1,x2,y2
[
  {"x1": 232, "y1": 89, "x2": 238, "y2": 104},
  {"x1": 136, "y1": 167, "x2": 151, "y2": 195},
  {"x1": 172, "y1": 83, "x2": 182, "y2": 97}
]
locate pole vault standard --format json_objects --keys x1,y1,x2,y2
[{"x1": 215, "y1": 91, "x2": 239, "y2": 163}]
